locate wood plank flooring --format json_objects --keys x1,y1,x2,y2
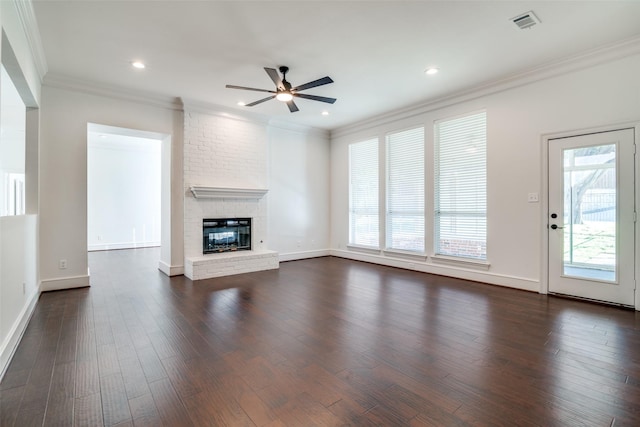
[{"x1": 1, "y1": 248, "x2": 640, "y2": 426}]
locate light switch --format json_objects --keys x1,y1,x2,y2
[{"x1": 528, "y1": 193, "x2": 539, "y2": 203}]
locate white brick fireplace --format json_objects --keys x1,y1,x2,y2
[{"x1": 183, "y1": 108, "x2": 278, "y2": 280}]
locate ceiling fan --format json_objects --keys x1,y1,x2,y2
[{"x1": 226, "y1": 66, "x2": 336, "y2": 113}]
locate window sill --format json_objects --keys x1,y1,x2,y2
[
  {"x1": 383, "y1": 249, "x2": 427, "y2": 261},
  {"x1": 347, "y1": 245, "x2": 381, "y2": 255},
  {"x1": 431, "y1": 254, "x2": 490, "y2": 270}
]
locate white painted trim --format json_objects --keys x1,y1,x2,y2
[
  {"x1": 636, "y1": 125, "x2": 640, "y2": 311},
  {"x1": 332, "y1": 35, "x2": 640, "y2": 139},
  {"x1": 13, "y1": 0, "x2": 48, "y2": 80},
  {"x1": 182, "y1": 98, "x2": 270, "y2": 125},
  {"x1": 267, "y1": 118, "x2": 330, "y2": 137},
  {"x1": 540, "y1": 129, "x2": 550, "y2": 296},
  {"x1": 88, "y1": 242, "x2": 160, "y2": 252},
  {"x1": 43, "y1": 73, "x2": 183, "y2": 111},
  {"x1": 158, "y1": 260, "x2": 184, "y2": 276},
  {"x1": 0, "y1": 289, "x2": 39, "y2": 381},
  {"x1": 40, "y1": 275, "x2": 90, "y2": 292},
  {"x1": 430, "y1": 254, "x2": 491, "y2": 270},
  {"x1": 279, "y1": 249, "x2": 331, "y2": 262},
  {"x1": 189, "y1": 186, "x2": 268, "y2": 199},
  {"x1": 346, "y1": 244, "x2": 381, "y2": 255},
  {"x1": 383, "y1": 249, "x2": 428, "y2": 261},
  {"x1": 330, "y1": 249, "x2": 539, "y2": 292}
]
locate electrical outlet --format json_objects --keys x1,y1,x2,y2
[
  {"x1": 59, "y1": 259, "x2": 67, "y2": 269},
  {"x1": 528, "y1": 192, "x2": 539, "y2": 203}
]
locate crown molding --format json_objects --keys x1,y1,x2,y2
[
  {"x1": 42, "y1": 73, "x2": 327, "y2": 135},
  {"x1": 13, "y1": 0, "x2": 48, "y2": 80},
  {"x1": 331, "y1": 35, "x2": 640, "y2": 139},
  {"x1": 267, "y1": 118, "x2": 330, "y2": 138},
  {"x1": 43, "y1": 72, "x2": 183, "y2": 110},
  {"x1": 181, "y1": 98, "x2": 270, "y2": 126},
  {"x1": 181, "y1": 99, "x2": 328, "y2": 137}
]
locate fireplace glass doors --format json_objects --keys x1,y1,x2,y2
[{"x1": 203, "y1": 218, "x2": 251, "y2": 254}]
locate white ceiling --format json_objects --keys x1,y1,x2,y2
[{"x1": 32, "y1": 1, "x2": 640, "y2": 131}]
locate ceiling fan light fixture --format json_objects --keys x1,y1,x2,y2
[
  {"x1": 276, "y1": 92, "x2": 293, "y2": 102},
  {"x1": 226, "y1": 66, "x2": 336, "y2": 112}
]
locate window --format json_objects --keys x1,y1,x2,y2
[
  {"x1": 349, "y1": 138, "x2": 379, "y2": 247},
  {"x1": 386, "y1": 127, "x2": 424, "y2": 252},
  {"x1": 434, "y1": 111, "x2": 487, "y2": 259}
]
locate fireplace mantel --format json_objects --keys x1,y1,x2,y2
[{"x1": 190, "y1": 186, "x2": 268, "y2": 199}]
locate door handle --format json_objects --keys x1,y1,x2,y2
[{"x1": 550, "y1": 224, "x2": 563, "y2": 230}]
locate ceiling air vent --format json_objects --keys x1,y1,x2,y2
[{"x1": 512, "y1": 11, "x2": 541, "y2": 29}]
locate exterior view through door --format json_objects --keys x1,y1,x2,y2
[{"x1": 548, "y1": 128, "x2": 635, "y2": 306}]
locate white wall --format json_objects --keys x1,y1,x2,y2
[
  {"x1": 0, "y1": 0, "x2": 42, "y2": 378},
  {"x1": 330, "y1": 52, "x2": 640, "y2": 292},
  {"x1": 268, "y1": 125, "x2": 330, "y2": 259},
  {"x1": 39, "y1": 85, "x2": 184, "y2": 290},
  {"x1": 87, "y1": 134, "x2": 161, "y2": 251},
  {"x1": 0, "y1": 215, "x2": 37, "y2": 372}
]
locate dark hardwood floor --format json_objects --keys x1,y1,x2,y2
[{"x1": 1, "y1": 248, "x2": 640, "y2": 426}]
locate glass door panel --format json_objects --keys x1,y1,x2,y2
[{"x1": 562, "y1": 144, "x2": 616, "y2": 282}]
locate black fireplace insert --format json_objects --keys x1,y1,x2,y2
[{"x1": 202, "y1": 218, "x2": 251, "y2": 254}]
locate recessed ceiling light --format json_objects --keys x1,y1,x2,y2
[
  {"x1": 237, "y1": 101, "x2": 246, "y2": 106},
  {"x1": 132, "y1": 61, "x2": 146, "y2": 69},
  {"x1": 321, "y1": 111, "x2": 329, "y2": 116},
  {"x1": 425, "y1": 67, "x2": 439, "y2": 75}
]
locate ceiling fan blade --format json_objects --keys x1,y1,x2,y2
[
  {"x1": 294, "y1": 93, "x2": 337, "y2": 104},
  {"x1": 226, "y1": 84, "x2": 276, "y2": 94},
  {"x1": 245, "y1": 95, "x2": 276, "y2": 107},
  {"x1": 292, "y1": 76, "x2": 334, "y2": 92},
  {"x1": 264, "y1": 68, "x2": 284, "y2": 90},
  {"x1": 286, "y1": 100, "x2": 299, "y2": 113}
]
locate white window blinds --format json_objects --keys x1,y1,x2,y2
[
  {"x1": 386, "y1": 127, "x2": 425, "y2": 252},
  {"x1": 349, "y1": 138, "x2": 379, "y2": 248},
  {"x1": 434, "y1": 111, "x2": 487, "y2": 259}
]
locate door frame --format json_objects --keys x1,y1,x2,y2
[{"x1": 540, "y1": 121, "x2": 639, "y2": 310}]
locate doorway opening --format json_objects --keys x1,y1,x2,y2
[{"x1": 87, "y1": 124, "x2": 168, "y2": 257}]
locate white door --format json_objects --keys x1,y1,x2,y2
[{"x1": 548, "y1": 129, "x2": 636, "y2": 306}]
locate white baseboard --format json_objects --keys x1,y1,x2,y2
[
  {"x1": 0, "y1": 289, "x2": 39, "y2": 381},
  {"x1": 88, "y1": 241, "x2": 160, "y2": 251},
  {"x1": 279, "y1": 249, "x2": 331, "y2": 262},
  {"x1": 158, "y1": 260, "x2": 184, "y2": 276},
  {"x1": 329, "y1": 249, "x2": 539, "y2": 292},
  {"x1": 40, "y1": 274, "x2": 91, "y2": 292}
]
